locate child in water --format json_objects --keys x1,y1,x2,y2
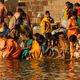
[
  {"x1": 68, "y1": 15, "x2": 79, "y2": 59},
  {"x1": 29, "y1": 33, "x2": 43, "y2": 60},
  {"x1": 59, "y1": 33, "x2": 69, "y2": 58}
]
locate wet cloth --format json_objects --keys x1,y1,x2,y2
[
  {"x1": 21, "y1": 39, "x2": 33, "y2": 59},
  {"x1": 30, "y1": 40, "x2": 42, "y2": 59},
  {"x1": 68, "y1": 28, "x2": 78, "y2": 38},
  {"x1": 0, "y1": 38, "x2": 21, "y2": 59},
  {"x1": 68, "y1": 19, "x2": 78, "y2": 38}
]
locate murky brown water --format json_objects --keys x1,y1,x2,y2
[{"x1": 0, "y1": 58, "x2": 80, "y2": 80}]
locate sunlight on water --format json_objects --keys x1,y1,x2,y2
[{"x1": 0, "y1": 58, "x2": 80, "y2": 80}]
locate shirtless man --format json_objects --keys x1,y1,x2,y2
[{"x1": 0, "y1": 0, "x2": 7, "y2": 24}]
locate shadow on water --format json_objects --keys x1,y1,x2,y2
[{"x1": 0, "y1": 58, "x2": 80, "y2": 80}]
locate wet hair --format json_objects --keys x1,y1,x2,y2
[
  {"x1": 25, "y1": 33, "x2": 33, "y2": 39},
  {"x1": 34, "y1": 33, "x2": 40, "y2": 39},
  {"x1": 45, "y1": 11, "x2": 50, "y2": 15},
  {"x1": 37, "y1": 35, "x2": 45, "y2": 45},
  {"x1": 69, "y1": 35, "x2": 77, "y2": 42},
  {"x1": 7, "y1": 11, "x2": 13, "y2": 17}
]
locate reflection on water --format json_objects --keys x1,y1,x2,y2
[{"x1": 0, "y1": 58, "x2": 80, "y2": 80}]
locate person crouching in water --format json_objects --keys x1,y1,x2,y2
[
  {"x1": 68, "y1": 14, "x2": 78, "y2": 59},
  {"x1": 29, "y1": 33, "x2": 44, "y2": 60},
  {"x1": 0, "y1": 35, "x2": 21, "y2": 59},
  {"x1": 58, "y1": 33, "x2": 69, "y2": 59},
  {"x1": 21, "y1": 34, "x2": 33, "y2": 59}
]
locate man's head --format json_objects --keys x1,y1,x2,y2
[
  {"x1": 45, "y1": 11, "x2": 50, "y2": 18},
  {"x1": 69, "y1": 35, "x2": 77, "y2": 43},
  {"x1": 7, "y1": 11, "x2": 13, "y2": 18},
  {"x1": 65, "y1": 1, "x2": 73, "y2": 9}
]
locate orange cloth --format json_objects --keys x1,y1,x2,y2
[
  {"x1": 68, "y1": 29, "x2": 78, "y2": 38},
  {"x1": 11, "y1": 40, "x2": 21, "y2": 59},
  {"x1": 0, "y1": 39, "x2": 21, "y2": 59},
  {"x1": 68, "y1": 19, "x2": 78, "y2": 38}
]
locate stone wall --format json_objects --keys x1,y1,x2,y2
[
  {"x1": 18, "y1": 0, "x2": 79, "y2": 23},
  {"x1": 5, "y1": 0, "x2": 18, "y2": 12},
  {"x1": 4, "y1": 0, "x2": 80, "y2": 23}
]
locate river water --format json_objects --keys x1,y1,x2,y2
[{"x1": 0, "y1": 58, "x2": 80, "y2": 80}]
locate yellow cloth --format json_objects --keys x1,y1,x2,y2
[
  {"x1": 39, "y1": 52, "x2": 43, "y2": 60},
  {"x1": 40, "y1": 17, "x2": 51, "y2": 35},
  {"x1": 30, "y1": 40, "x2": 42, "y2": 59}
]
